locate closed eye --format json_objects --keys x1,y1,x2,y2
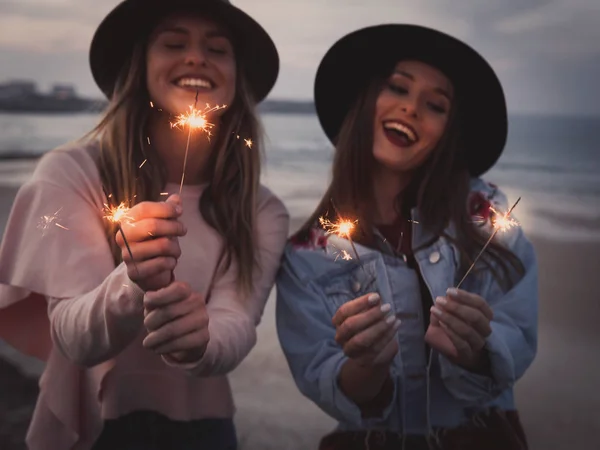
[{"x1": 388, "y1": 83, "x2": 408, "y2": 95}]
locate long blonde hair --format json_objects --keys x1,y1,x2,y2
[{"x1": 86, "y1": 32, "x2": 263, "y2": 295}]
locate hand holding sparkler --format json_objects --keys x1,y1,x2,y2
[
  {"x1": 142, "y1": 280, "x2": 210, "y2": 363},
  {"x1": 110, "y1": 195, "x2": 187, "y2": 292},
  {"x1": 332, "y1": 292, "x2": 401, "y2": 368},
  {"x1": 424, "y1": 197, "x2": 521, "y2": 371}
]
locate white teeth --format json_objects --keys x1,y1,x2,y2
[
  {"x1": 383, "y1": 121, "x2": 417, "y2": 142},
  {"x1": 176, "y1": 78, "x2": 212, "y2": 88}
]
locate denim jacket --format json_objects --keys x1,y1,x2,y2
[{"x1": 275, "y1": 178, "x2": 538, "y2": 436}]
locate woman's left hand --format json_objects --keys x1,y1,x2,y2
[
  {"x1": 424, "y1": 288, "x2": 494, "y2": 372},
  {"x1": 142, "y1": 281, "x2": 210, "y2": 363}
]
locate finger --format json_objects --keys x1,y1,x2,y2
[
  {"x1": 369, "y1": 319, "x2": 401, "y2": 355},
  {"x1": 439, "y1": 320, "x2": 474, "y2": 361},
  {"x1": 153, "y1": 329, "x2": 209, "y2": 356},
  {"x1": 121, "y1": 237, "x2": 181, "y2": 263},
  {"x1": 344, "y1": 315, "x2": 401, "y2": 359},
  {"x1": 128, "y1": 257, "x2": 177, "y2": 283},
  {"x1": 165, "y1": 194, "x2": 182, "y2": 207},
  {"x1": 127, "y1": 200, "x2": 182, "y2": 223},
  {"x1": 446, "y1": 288, "x2": 493, "y2": 321},
  {"x1": 143, "y1": 309, "x2": 209, "y2": 350},
  {"x1": 332, "y1": 293, "x2": 380, "y2": 327},
  {"x1": 335, "y1": 302, "x2": 394, "y2": 345},
  {"x1": 431, "y1": 306, "x2": 485, "y2": 351},
  {"x1": 435, "y1": 296, "x2": 491, "y2": 338},
  {"x1": 144, "y1": 294, "x2": 197, "y2": 331},
  {"x1": 144, "y1": 281, "x2": 192, "y2": 310},
  {"x1": 118, "y1": 218, "x2": 186, "y2": 244}
]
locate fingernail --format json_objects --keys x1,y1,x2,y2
[
  {"x1": 431, "y1": 306, "x2": 443, "y2": 317},
  {"x1": 380, "y1": 303, "x2": 391, "y2": 313},
  {"x1": 446, "y1": 288, "x2": 458, "y2": 296},
  {"x1": 385, "y1": 314, "x2": 396, "y2": 324},
  {"x1": 176, "y1": 206, "x2": 183, "y2": 214},
  {"x1": 367, "y1": 293, "x2": 380, "y2": 304},
  {"x1": 393, "y1": 319, "x2": 401, "y2": 330},
  {"x1": 435, "y1": 296, "x2": 447, "y2": 306}
]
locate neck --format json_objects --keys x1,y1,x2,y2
[
  {"x1": 372, "y1": 166, "x2": 412, "y2": 225},
  {"x1": 148, "y1": 110, "x2": 217, "y2": 185}
]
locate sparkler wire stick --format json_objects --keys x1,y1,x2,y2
[
  {"x1": 456, "y1": 197, "x2": 521, "y2": 289},
  {"x1": 179, "y1": 90, "x2": 200, "y2": 196}
]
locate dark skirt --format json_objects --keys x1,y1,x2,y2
[{"x1": 92, "y1": 410, "x2": 238, "y2": 450}]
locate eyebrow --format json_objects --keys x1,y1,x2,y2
[{"x1": 394, "y1": 70, "x2": 453, "y2": 101}]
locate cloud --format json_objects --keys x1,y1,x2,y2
[{"x1": 0, "y1": 14, "x2": 94, "y2": 53}]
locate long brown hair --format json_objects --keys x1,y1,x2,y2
[
  {"x1": 301, "y1": 75, "x2": 524, "y2": 291},
  {"x1": 86, "y1": 23, "x2": 263, "y2": 295}
]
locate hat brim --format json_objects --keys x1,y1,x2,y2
[
  {"x1": 90, "y1": 0, "x2": 278, "y2": 103},
  {"x1": 314, "y1": 24, "x2": 507, "y2": 176}
]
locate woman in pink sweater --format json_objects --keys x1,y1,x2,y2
[{"x1": 0, "y1": 0, "x2": 289, "y2": 449}]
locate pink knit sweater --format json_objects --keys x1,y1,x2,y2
[{"x1": 0, "y1": 143, "x2": 289, "y2": 449}]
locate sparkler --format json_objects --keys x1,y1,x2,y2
[
  {"x1": 169, "y1": 90, "x2": 227, "y2": 196},
  {"x1": 319, "y1": 215, "x2": 361, "y2": 261},
  {"x1": 101, "y1": 187, "x2": 137, "y2": 273},
  {"x1": 37, "y1": 207, "x2": 69, "y2": 236},
  {"x1": 456, "y1": 197, "x2": 521, "y2": 288}
]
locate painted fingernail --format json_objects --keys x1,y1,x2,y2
[
  {"x1": 431, "y1": 306, "x2": 443, "y2": 317},
  {"x1": 367, "y1": 293, "x2": 380, "y2": 304},
  {"x1": 385, "y1": 314, "x2": 396, "y2": 324},
  {"x1": 380, "y1": 303, "x2": 391, "y2": 313},
  {"x1": 435, "y1": 296, "x2": 447, "y2": 306},
  {"x1": 446, "y1": 288, "x2": 458, "y2": 296}
]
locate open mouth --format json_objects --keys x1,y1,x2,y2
[
  {"x1": 382, "y1": 120, "x2": 419, "y2": 147},
  {"x1": 172, "y1": 76, "x2": 214, "y2": 91}
]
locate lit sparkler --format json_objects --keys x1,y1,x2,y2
[
  {"x1": 102, "y1": 195, "x2": 137, "y2": 274},
  {"x1": 170, "y1": 90, "x2": 226, "y2": 196},
  {"x1": 456, "y1": 197, "x2": 521, "y2": 288},
  {"x1": 319, "y1": 215, "x2": 361, "y2": 261},
  {"x1": 37, "y1": 207, "x2": 69, "y2": 236}
]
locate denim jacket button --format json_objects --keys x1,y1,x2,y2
[{"x1": 429, "y1": 251, "x2": 441, "y2": 264}]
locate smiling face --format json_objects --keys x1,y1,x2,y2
[
  {"x1": 145, "y1": 12, "x2": 237, "y2": 116},
  {"x1": 372, "y1": 60, "x2": 453, "y2": 174}
]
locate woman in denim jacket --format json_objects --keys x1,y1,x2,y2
[{"x1": 275, "y1": 25, "x2": 537, "y2": 450}]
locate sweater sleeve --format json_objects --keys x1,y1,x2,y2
[{"x1": 0, "y1": 146, "x2": 145, "y2": 365}]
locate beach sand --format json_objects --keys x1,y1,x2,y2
[{"x1": 1, "y1": 183, "x2": 599, "y2": 450}]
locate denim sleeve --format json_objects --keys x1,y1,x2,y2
[
  {"x1": 439, "y1": 187, "x2": 539, "y2": 405},
  {"x1": 275, "y1": 250, "x2": 397, "y2": 427}
]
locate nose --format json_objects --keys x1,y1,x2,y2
[
  {"x1": 400, "y1": 98, "x2": 418, "y2": 118},
  {"x1": 183, "y1": 45, "x2": 208, "y2": 67}
]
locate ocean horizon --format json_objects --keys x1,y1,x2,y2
[{"x1": 0, "y1": 111, "x2": 599, "y2": 243}]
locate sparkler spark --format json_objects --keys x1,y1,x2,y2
[
  {"x1": 102, "y1": 200, "x2": 138, "y2": 274},
  {"x1": 244, "y1": 138, "x2": 253, "y2": 149},
  {"x1": 319, "y1": 216, "x2": 361, "y2": 262},
  {"x1": 37, "y1": 207, "x2": 69, "y2": 236},
  {"x1": 456, "y1": 197, "x2": 521, "y2": 288},
  {"x1": 173, "y1": 90, "x2": 227, "y2": 196}
]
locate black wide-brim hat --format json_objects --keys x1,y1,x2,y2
[
  {"x1": 314, "y1": 24, "x2": 507, "y2": 176},
  {"x1": 90, "y1": 0, "x2": 278, "y2": 103}
]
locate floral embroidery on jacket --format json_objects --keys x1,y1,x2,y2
[
  {"x1": 290, "y1": 226, "x2": 328, "y2": 251},
  {"x1": 468, "y1": 182, "x2": 500, "y2": 227}
]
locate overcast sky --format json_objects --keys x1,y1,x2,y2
[{"x1": 1, "y1": 0, "x2": 599, "y2": 116}]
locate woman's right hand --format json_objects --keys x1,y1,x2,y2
[
  {"x1": 116, "y1": 194, "x2": 187, "y2": 292},
  {"x1": 332, "y1": 293, "x2": 401, "y2": 367}
]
